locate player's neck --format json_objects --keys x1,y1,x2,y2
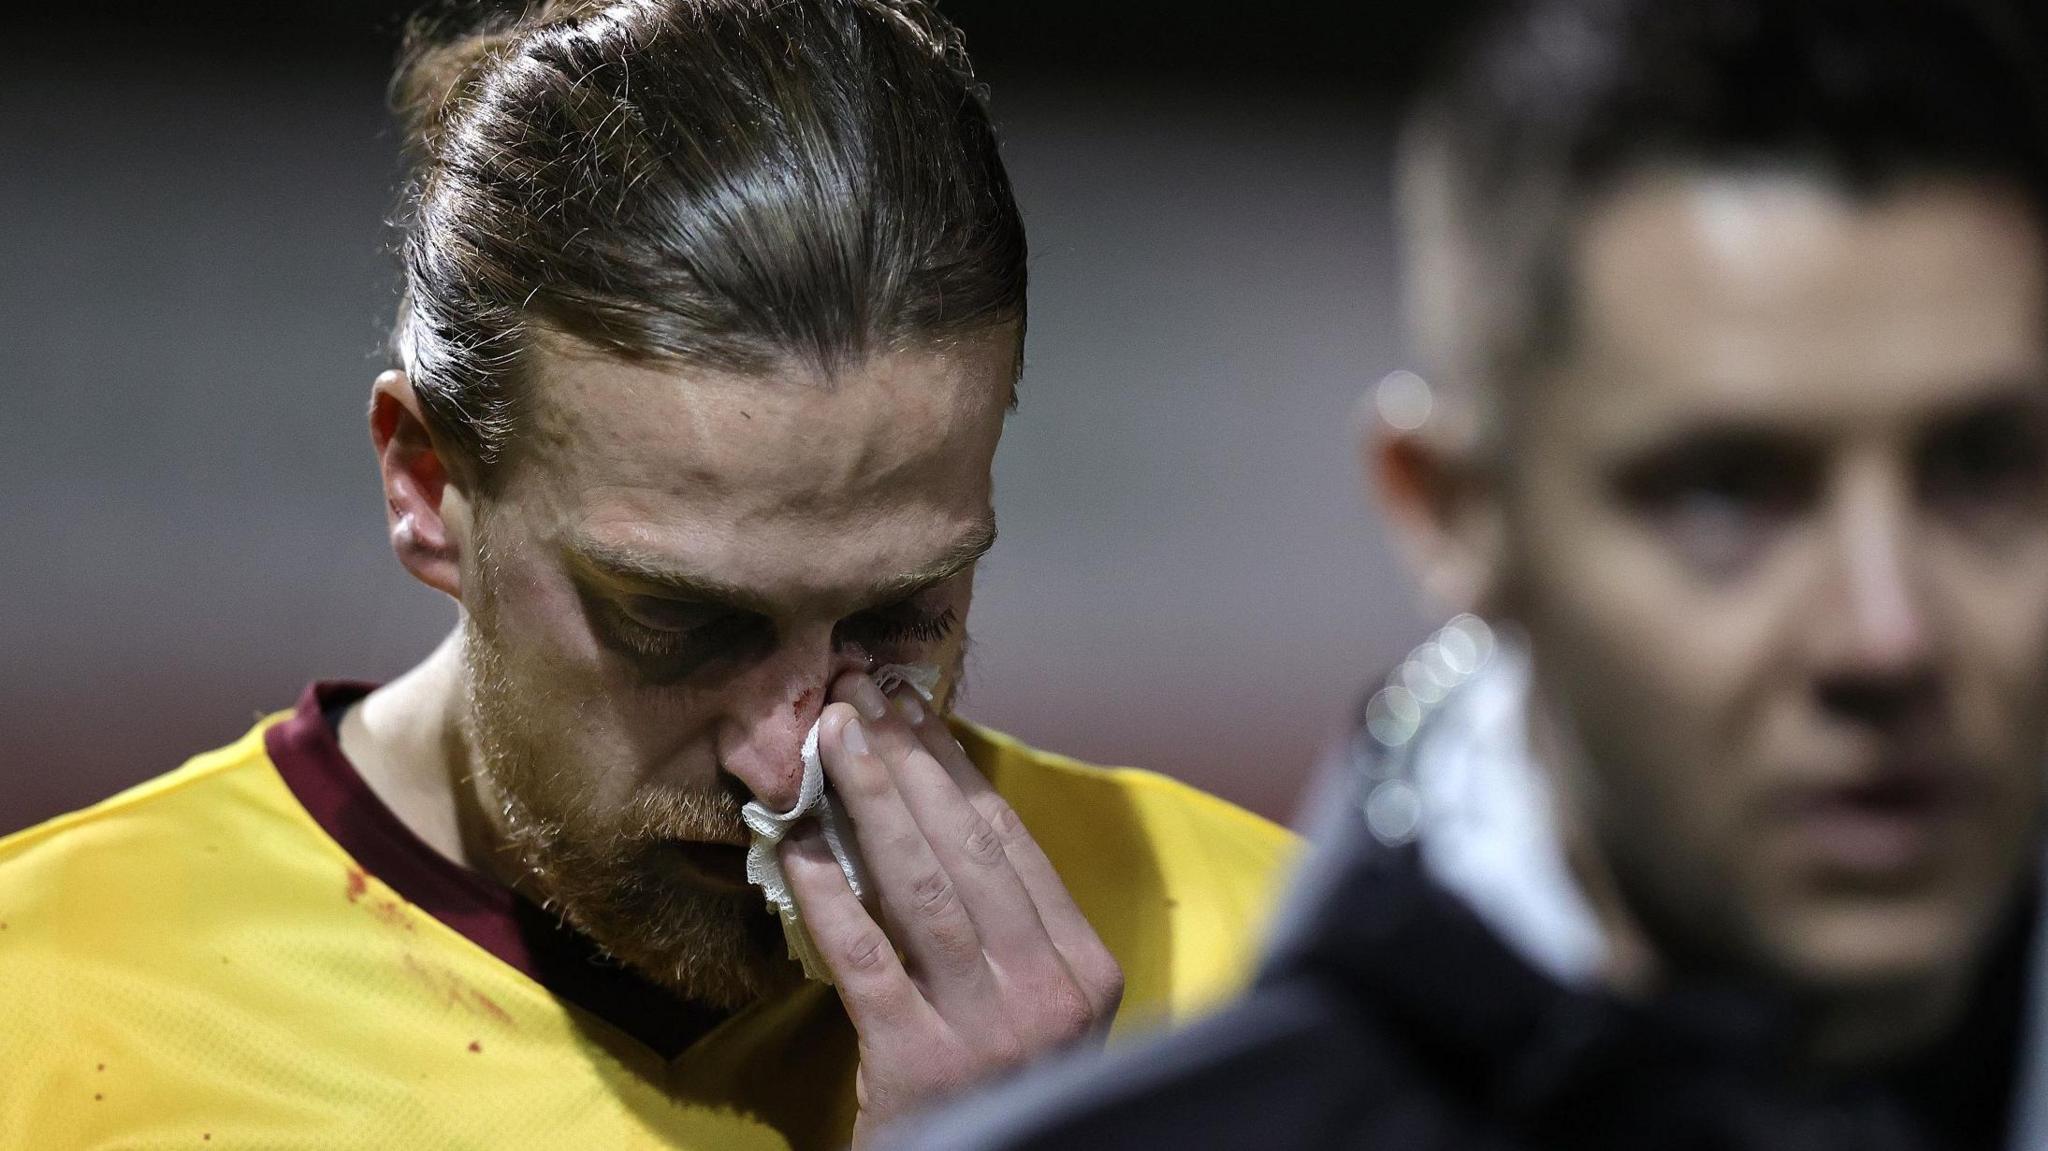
[{"x1": 338, "y1": 631, "x2": 500, "y2": 878}]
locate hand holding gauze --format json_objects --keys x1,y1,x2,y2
[
  {"x1": 740, "y1": 663, "x2": 940, "y2": 981},
  {"x1": 778, "y1": 667, "x2": 1125, "y2": 1149}
]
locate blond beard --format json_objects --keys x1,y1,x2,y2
[{"x1": 457, "y1": 606, "x2": 795, "y2": 1011}]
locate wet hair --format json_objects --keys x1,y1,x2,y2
[
  {"x1": 1401, "y1": 0, "x2": 2048, "y2": 401},
  {"x1": 389, "y1": 0, "x2": 1026, "y2": 471}
]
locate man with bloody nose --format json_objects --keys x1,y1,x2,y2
[{"x1": 0, "y1": 3, "x2": 1295, "y2": 1148}]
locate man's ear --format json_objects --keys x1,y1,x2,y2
[
  {"x1": 1359, "y1": 375, "x2": 1508, "y2": 617},
  {"x1": 370, "y1": 370, "x2": 468, "y2": 600}
]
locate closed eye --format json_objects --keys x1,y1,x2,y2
[
  {"x1": 835, "y1": 602, "x2": 959, "y2": 651},
  {"x1": 591, "y1": 593, "x2": 772, "y2": 678}
]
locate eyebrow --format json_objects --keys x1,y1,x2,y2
[
  {"x1": 1604, "y1": 378, "x2": 2048, "y2": 458},
  {"x1": 566, "y1": 518, "x2": 998, "y2": 613}
]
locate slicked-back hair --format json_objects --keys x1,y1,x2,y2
[
  {"x1": 390, "y1": 0, "x2": 1026, "y2": 471},
  {"x1": 1401, "y1": 0, "x2": 2048, "y2": 416}
]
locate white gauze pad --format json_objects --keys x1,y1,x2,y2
[{"x1": 741, "y1": 663, "x2": 941, "y2": 982}]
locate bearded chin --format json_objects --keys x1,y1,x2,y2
[{"x1": 457, "y1": 613, "x2": 795, "y2": 1012}]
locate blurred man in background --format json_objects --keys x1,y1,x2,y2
[
  {"x1": 892, "y1": 0, "x2": 2048, "y2": 1147},
  {"x1": 0, "y1": 2, "x2": 1294, "y2": 1148}
]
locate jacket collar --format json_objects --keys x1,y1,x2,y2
[{"x1": 1260, "y1": 618, "x2": 2038, "y2": 1148}]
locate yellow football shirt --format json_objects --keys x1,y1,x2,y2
[{"x1": 0, "y1": 683, "x2": 1297, "y2": 1150}]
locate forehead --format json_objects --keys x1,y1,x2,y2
[
  {"x1": 1548, "y1": 172, "x2": 2048, "y2": 440},
  {"x1": 501, "y1": 332, "x2": 1015, "y2": 578}
]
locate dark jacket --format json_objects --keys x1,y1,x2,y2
[{"x1": 886, "y1": 762, "x2": 2025, "y2": 1151}]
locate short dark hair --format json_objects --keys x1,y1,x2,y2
[
  {"x1": 390, "y1": 0, "x2": 1026, "y2": 470},
  {"x1": 1401, "y1": 0, "x2": 2048, "y2": 403}
]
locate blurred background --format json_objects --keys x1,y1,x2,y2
[{"x1": 0, "y1": 2, "x2": 1473, "y2": 833}]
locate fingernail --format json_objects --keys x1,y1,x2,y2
[
  {"x1": 894, "y1": 689, "x2": 926, "y2": 726},
  {"x1": 848, "y1": 677, "x2": 890, "y2": 721},
  {"x1": 842, "y1": 716, "x2": 869, "y2": 757}
]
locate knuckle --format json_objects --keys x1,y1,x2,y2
[
  {"x1": 1084, "y1": 949, "x2": 1126, "y2": 1009},
  {"x1": 959, "y1": 819, "x2": 1007, "y2": 867},
  {"x1": 872, "y1": 1039, "x2": 973, "y2": 1109},
  {"x1": 1096, "y1": 966, "x2": 1127, "y2": 1014},
  {"x1": 993, "y1": 1036, "x2": 1029, "y2": 1069},
  {"x1": 976, "y1": 1023, "x2": 1027, "y2": 1068},
  {"x1": 843, "y1": 925, "x2": 895, "y2": 974},
  {"x1": 908, "y1": 868, "x2": 961, "y2": 923},
  {"x1": 983, "y1": 798, "x2": 1030, "y2": 843},
  {"x1": 1001, "y1": 971, "x2": 1099, "y2": 1052},
  {"x1": 1044, "y1": 978, "x2": 1098, "y2": 1042}
]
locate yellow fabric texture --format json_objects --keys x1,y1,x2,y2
[{"x1": 0, "y1": 711, "x2": 1298, "y2": 1150}]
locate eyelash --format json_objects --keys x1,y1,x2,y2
[
  {"x1": 604, "y1": 604, "x2": 751, "y2": 662},
  {"x1": 601, "y1": 602, "x2": 960, "y2": 663},
  {"x1": 840, "y1": 605, "x2": 959, "y2": 649},
  {"x1": 613, "y1": 619, "x2": 683, "y2": 659}
]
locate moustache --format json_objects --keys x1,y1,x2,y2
[{"x1": 621, "y1": 781, "x2": 750, "y2": 846}]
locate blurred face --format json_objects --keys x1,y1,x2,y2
[
  {"x1": 457, "y1": 331, "x2": 1015, "y2": 1008},
  {"x1": 1502, "y1": 174, "x2": 2048, "y2": 1001}
]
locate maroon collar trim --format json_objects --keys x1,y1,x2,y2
[
  {"x1": 264, "y1": 681, "x2": 722, "y2": 1058},
  {"x1": 265, "y1": 681, "x2": 534, "y2": 968}
]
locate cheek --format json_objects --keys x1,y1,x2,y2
[
  {"x1": 1515, "y1": 472, "x2": 1779, "y2": 757},
  {"x1": 469, "y1": 522, "x2": 597, "y2": 664},
  {"x1": 1931, "y1": 544, "x2": 2048, "y2": 782},
  {"x1": 1510, "y1": 467, "x2": 1805, "y2": 859},
  {"x1": 471, "y1": 559, "x2": 713, "y2": 800}
]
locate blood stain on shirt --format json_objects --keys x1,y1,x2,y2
[
  {"x1": 371, "y1": 899, "x2": 417, "y2": 932},
  {"x1": 345, "y1": 868, "x2": 369, "y2": 903},
  {"x1": 472, "y1": 991, "x2": 513, "y2": 1024},
  {"x1": 468, "y1": 1040, "x2": 483, "y2": 1054},
  {"x1": 402, "y1": 954, "x2": 518, "y2": 1027}
]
